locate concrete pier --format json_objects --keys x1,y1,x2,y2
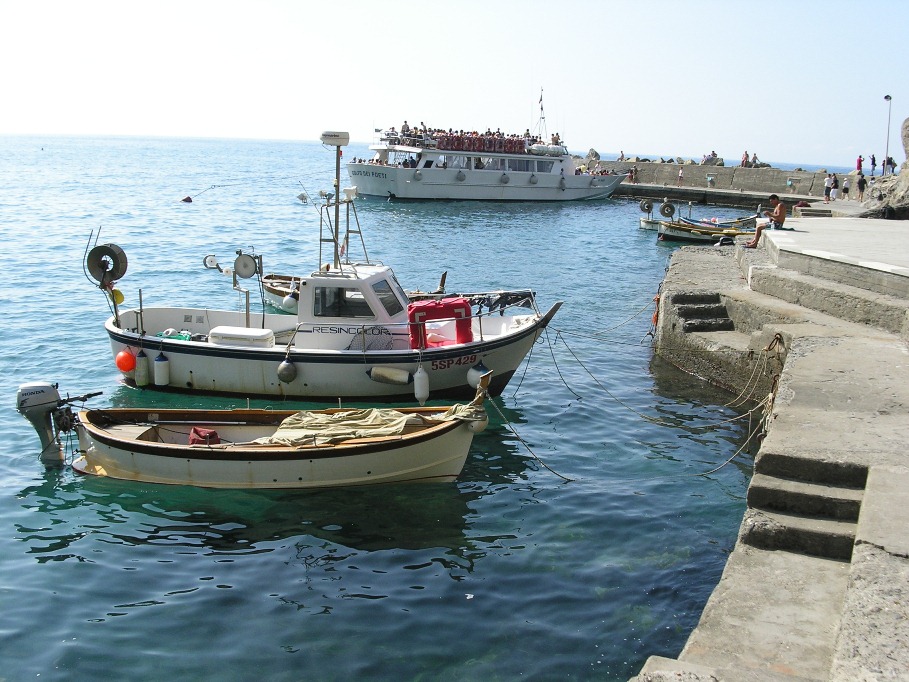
[
  {"x1": 631, "y1": 209, "x2": 909, "y2": 681},
  {"x1": 592, "y1": 161, "x2": 862, "y2": 209}
]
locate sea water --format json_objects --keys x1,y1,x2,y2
[{"x1": 0, "y1": 136, "x2": 759, "y2": 681}]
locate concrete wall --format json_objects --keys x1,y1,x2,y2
[{"x1": 591, "y1": 160, "x2": 838, "y2": 198}]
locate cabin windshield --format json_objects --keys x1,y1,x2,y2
[
  {"x1": 536, "y1": 160, "x2": 555, "y2": 173},
  {"x1": 372, "y1": 279, "x2": 405, "y2": 316},
  {"x1": 313, "y1": 286, "x2": 376, "y2": 318}
]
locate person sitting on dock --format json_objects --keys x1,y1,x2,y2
[{"x1": 744, "y1": 194, "x2": 786, "y2": 248}]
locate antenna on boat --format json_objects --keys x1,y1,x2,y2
[
  {"x1": 532, "y1": 88, "x2": 548, "y2": 144},
  {"x1": 320, "y1": 131, "x2": 350, "y2": 269}
]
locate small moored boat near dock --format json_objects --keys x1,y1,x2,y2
[{"x1": 16, "y1": 374, "x2": 492, "y2": 488}]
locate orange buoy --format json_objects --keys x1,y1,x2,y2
[{"x1": 115, "y1": 350, "x2": 136, "y2": 372}]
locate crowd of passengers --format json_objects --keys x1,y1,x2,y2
[{"x1": 384, "y1": 120, "x2": 561, "y2": 153}]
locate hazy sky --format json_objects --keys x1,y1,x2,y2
[{"x1": 1, "y1": 0, "x2": 906, "y2": 166}]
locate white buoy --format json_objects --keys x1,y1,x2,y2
[
  {"x1": 153, "y1": 352, "x2": 170, "y2": 386},
  {"x1": 281, "y1": 294, "x2": 298, "y2": 314},
  {"x1": 367, "y1": 367, "x2": 412, "y2": 385},
  {"x1": 134, "y1": 349, "x2": 150, "y2": 387},
  {"x1": 414, "y1": 366, "x2": 429, "y2": 405}
]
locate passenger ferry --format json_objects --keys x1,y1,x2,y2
[{"x1": 347, "y1": 128, "x2": 627, "y2": 202}]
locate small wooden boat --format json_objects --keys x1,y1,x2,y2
[
  {"x1": 16, "y1": 374, "x2": 492, "y2": 489},
  {"x1": 657, "y1": 221, "x2": 751, "y2": 244},
  {"x1": 679, "y1": 214, "x2": 757, "y2": 230}
]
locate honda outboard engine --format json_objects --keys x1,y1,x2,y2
[
  {"x1": 16, "y1": 382, "x2": 66, "y2": 462},
  {"x1": 16, "y1": 382, "x2": 101, "y2": 464}
]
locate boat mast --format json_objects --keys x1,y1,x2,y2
[
  {"x1": 320, "y1": 131, "x2": 350, "y2": 269},
  {"x1": 533, "y1": 88, "x2": 548, "y2": 143}
]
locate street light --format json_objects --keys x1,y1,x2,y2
[{"x1": 884, "y1": 95, "x2": 892, "y2": 176}]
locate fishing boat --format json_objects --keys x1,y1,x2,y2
[
  {"x1": 657, "y1": 220, "x2": 752, "y2": 244},
  {"x1": 347, "y1": 100, "x2": 626, "y2": 201},
  {"x1": 16, "y1": 375, "x2": 492, "y2": 488},
  {"x1": 89, "y1": 132, "x2": 562, "y2": 403}
]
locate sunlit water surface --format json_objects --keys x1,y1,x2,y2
[{"x1": 0, "y1": 136, "x2": 758, "y2": 680}]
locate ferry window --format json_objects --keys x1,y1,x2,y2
[
  {"x1": 422, "y1": 159, "x2": 433, "y2": 168},
  {"x1": 536, "y1": 160, "x2": 554, "y2": 173},
  {"x1": 372, "y1": 279, "x2": 405, "y2": 316},
  {"x1": 508, "y1": 159, "x2": 533, "y2": 172},
  {"x1": 482, "y1": 157, "x2": 502, "y2": 171},
  {"x1": 313, "y1": 286, "x2": 375, "y2": 318}
]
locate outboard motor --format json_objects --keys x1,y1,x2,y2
[
  {"x1": 16, "y1": 382, "x2": 100, "y2": 464},
  {"x1": 17, "y1": 382, "x2": 66, "y2": 463}
]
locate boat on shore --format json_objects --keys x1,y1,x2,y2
[
  {"x1": 90, "y1": 132, "x2": 562, "y2": 403},
  {"x1": 16, "y1": 374, "x2": 492, "y2": 488},
  {"x1": 347, "y1": 128, "x2": 626, "y2": 202}
]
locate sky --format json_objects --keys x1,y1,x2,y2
[{"x1": 1, "y1": 0, "x2": 906, "y2": 167}]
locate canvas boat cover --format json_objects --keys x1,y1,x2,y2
[{"x1": 254, "y1": 403, "x2": 485, "y2": 446}]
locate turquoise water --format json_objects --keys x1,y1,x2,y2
[{"x1": 0, "y1": 136, "x2": 757, "y2": 680}]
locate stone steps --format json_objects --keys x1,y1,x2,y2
[
  {"x1": 795, "y1": 206, "x2": 833, "y2": 218},
  {"x1": 670, "y1": 292, "x2": 735, "y2": 332},
  {"x1": 748, "y1": 473, "x2": 863, "y2": 521},
  {"x1": 748, "y1": 266, "x2": 909, "y2": 336},
  {"x1": 743, "y1": 454, "x2": 866, "y2": 561},
  {"x1": 739, "y1": 508, "x2": 857, "y2": 561}
]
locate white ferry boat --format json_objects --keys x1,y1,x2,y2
[{"x1": 347, "y1": 129, "x2": 627, "y2": 202}]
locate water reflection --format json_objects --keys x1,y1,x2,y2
[{"x1": 14, "y1": 417, "x2": 537, "y2": 561}]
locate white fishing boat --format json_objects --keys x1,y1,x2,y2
[
  {"x1": 89, "y1": 132, "x2": 562, "y2": 403},
  {"x1": 347, "y1": 105, "x2": 626, "y2": 201},
  {"x1": 16, "y1": 375, "x2": 491, "y2": 488}
]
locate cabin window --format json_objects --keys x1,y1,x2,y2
[
  {"x1": 536, "y1": 160, "x2": 555, "y2": 173},
  {"x1": 422, "y1": 159, "x2": 433, "y2": 169},
  {"x1": 313, "y1": 286, "x2": 375, "y2": 318},
  {"x1": 372, "y1": 279, "x2": 405, "y2": 316},
  {"x1": 508, "y1": 158, "x2": 533, "y2": 172},
  {"x1": 482, "y1": 157, "x2": 503, "y2": 171}
]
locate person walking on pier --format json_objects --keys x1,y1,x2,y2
[
  {"x1": 857, "y1": 173, "x2": 867, "y2": 201},
  {"x1": 856, "y1": 155, "x2": 864, "y2": 173},
  {"x1": 741, "y1": 150, "x2": 748, "y2": 167},
  {"x1": 870, "y1": 154, "x2": 876, "y2": 176},
  {"x1": 824, "y1": 174, "x2": 833, "y2": 203},
  {"x1": 677, "y1": 167, "x2": 683, "y2": 186},
  {"x1": 842, "y1": 176, "x2": 850, "y2": 200},
  {"x1": 744, "y1": 194, "x2": 786, "y2": 249},
  {"x1": 830, "y1": 173, "x2": 839, "y2": 201}
]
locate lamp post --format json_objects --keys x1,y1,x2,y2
[{"x1": 884, "y1": 95, "x2": 892, "y2": 176}]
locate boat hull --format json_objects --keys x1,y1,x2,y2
[
  {"x1": 74, "y1": 408, "x2": 476, "y2": 488},
  {"x1": 348, "y1": 163, "x2": 625, "y2": 201},
  {"x1": 106, "y1": 303, "x2": 561, "y2": 401},
  {"x1": 657, "y1": 222, "x2": 750, "y2": 244}
]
